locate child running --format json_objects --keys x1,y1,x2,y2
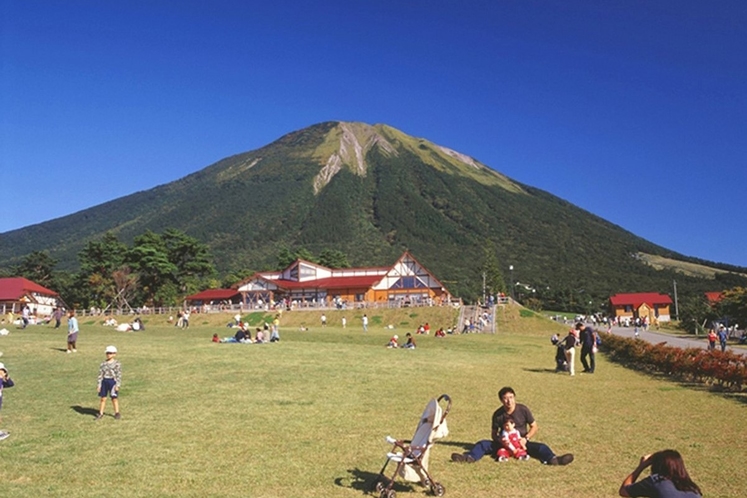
[
  {"x1": 96, "y1": 345, "x2": 122, "y2": 420},
  {"x1": 0, "y1": 362, "x2": 15, "y2": 440}
]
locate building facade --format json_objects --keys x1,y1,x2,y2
[
  {"x1": 609, "y1": 292, "x2": 673, "y2": 323},
  {"x1": 234, "y1": 252, "x2": 452, "y2": 308}
]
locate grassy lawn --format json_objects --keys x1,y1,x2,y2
[{"x1": 0, "y1": 306, "x2": 744, "y2": 497}]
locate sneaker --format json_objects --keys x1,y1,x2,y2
[
  {"x1": 72, "y1": 349, "x2": 77, "y2": 353},
  {"x1": 0, "y1": 430, "x2": 9, "y2": 441},
  {"x1": 498, "y1": 456, "x2": 509, "y2": 462},
  {"x1": 67, "y1": 350, "x2": 71, "y2": 354},
  {"x1": 114, "y1": 413, "x2": 121, "y2": 420},
  {"x1": 95, "y1": 413, "x2": 104, "y2": 421},
  {"x1": 549, "y1": 454, "x2": 574, "y2": 466},
  {"x1": 519, "y1": 454, "x2": 531, "y2": 461},
  {"x1": 451, "y1": 453, "x2": 475, "y2": 463}
]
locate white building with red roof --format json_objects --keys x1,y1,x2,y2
[
  {"x1": 0, "y1": 277, "x2": 64, "y2": 316},
  {"x1": 609, "y1": 292, "x2": 673, "y2": 323}
]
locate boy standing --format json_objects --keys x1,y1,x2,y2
[
  {"x1": 0, "y1": 362, "x2": 15, "y2": 440},
  {"x1": 67, "y1": 310, "x2": 79, "y2": 353},
  {"x1": 96, "y1": 346, "x2": 122, "y2": 420}
]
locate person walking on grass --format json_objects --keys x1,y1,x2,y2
[
  {"x1": 67, "y1": 310, "x2": 79, "y2": 353},
  {"x1": 0, "y1": 362, "x2": 15, "y2": 440},
  {"x1": 563, "y1": 328, "x2": 577, "y2": 376},
  {"x1": 362, "y1": 314, "x2": 368, "y2": 332},
  {"x1": 96, "y1": 346, "x2": 122, "y2": 420},
  {"x1": 451, "y1": 386, "x2": 574, "y2": 465},
  {"x1": 576, "y1": 322, "x2": 597, "y2": 373}
]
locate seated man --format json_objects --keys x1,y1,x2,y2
[
  {"x1": 451, "y1": 386, "x2": 574, "y2": 466},
  {"x1": 234, "y1": 328, "x2": 247, "y2": 343}
]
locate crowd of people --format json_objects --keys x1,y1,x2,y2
[{"x1": 216, "y1": 315, "x2": 280, "y2": 344}]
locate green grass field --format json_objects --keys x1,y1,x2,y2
[{"x1": 0, "y1": 307, "x2": 744, "y2": 497}]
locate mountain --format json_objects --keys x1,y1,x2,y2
[{"x1": 1, "y1": 121, "x2": 744, "y2": 304}]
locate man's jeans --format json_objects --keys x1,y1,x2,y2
[
  {"x1": 580, "y1": 345, "x2": 595, "y2": 372},
  {"x1": 466, "y1": 439, "x2": 555, "y2": 463}
]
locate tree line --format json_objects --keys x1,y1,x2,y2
[
  {"x1": 5, "y1": 227, "x2": 747, "y2": 331},
  {"x1": 4, "y1": 230, "x2": 355, "y2": 311}
]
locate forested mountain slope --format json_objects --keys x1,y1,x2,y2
[{"x1": 1, "y1": 121, "x2": 744, "y2": 304}]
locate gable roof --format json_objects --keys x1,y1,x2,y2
[
  {"x1": 0, "y1": 277, "x2": 59, "y2": 301},
  {"x1": 270, "y1": 274, "x2": 384, "y2": 290},
  {"x1": 609, "y1": 292, "x2": 673, "y2": 307},
  {"x1": 185, "y1": 289, "x2": 241, "y2": 301},
  {"x1": 233, "y1": 251, "x2": 450, "y2": 296}
]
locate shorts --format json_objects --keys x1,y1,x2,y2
[
  {"x1": 98, "y1": 378, "x2": 119, "y2": 398},
  {"x1": 67, "y1": 332, "x2": 78, "y2": 343}
]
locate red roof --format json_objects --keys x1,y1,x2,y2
[
  {"x1": 609, "y1": 292, "x2": 673, "y2": 307},
  {"x1": 0, "y1": 277, "x2": 58, "y2": 301},
  {"x1": 704, "y1": 292, "x2": 722, "y2": 304},
  {"x1": 266, "y1": 275, "x2": 383, "y2": 290},
  {"x1": 185, "y1": 289, "x2": 241, "y2": 301}
]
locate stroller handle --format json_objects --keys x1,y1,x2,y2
[{"x1": 437, "y1": 394, "x2": 452, "y2": 423}]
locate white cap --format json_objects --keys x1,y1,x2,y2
[
  {"x1": 393, "y1": 335, "x2": 398, "y2": 339},
  {"x1": 105, "y1": 345, "x2": 118, "y2": 354},
  {"x1": 0, "y1": 362, "x2": 5, "y2": 371}
]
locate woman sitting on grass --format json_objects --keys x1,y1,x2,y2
[{"x1": 619, "y1": 449, "x2": 701, "y2": 497}]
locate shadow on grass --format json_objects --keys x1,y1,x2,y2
[
  {"x1": 523, "y1": 367, "x2": 562, "y2": 374},
  {"x1": 438, "y1": 440, "x2": 476, "y2": 451},
  {"x1": 335, "y1": 467, "x2": 416, "y2": 494},
  {"x1": 50, "y1": 347, "x2": 69, "y2": 353},
  {"x1": 71, "y1": 405, "x2": 99, "y2": 417}
]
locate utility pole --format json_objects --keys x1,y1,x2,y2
[
  {"x1": 482, "y1": 271, "x2": 486, "y2": 305},
  {"x1": 509, "y1": 265, "x2": 515, "y2": 301},
  {"x1": 673, "y1": 280, "x2": 679, "y2": 321}
]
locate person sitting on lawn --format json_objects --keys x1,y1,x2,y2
[
  {"x1": 402, "y1": 333, "x2": 416, "y2": 349},
  {"x1": 619, "y1": 449, "x2": 701, "y2": 497},
  {"x1": 451, "y1": 386, "x2": 574, "y2": 465},
  {"x1": 255, "y1": 328, "x2": 265, "y2": 343},
  {"x1": 234, "y1": 328, "x2": 247, "y2": 342},
  {"x1": 387, "y1": 335, "x2": 399, "y2": 348},
  {"x1": 497, "y1": 416, "x2": 529, "y2": 462}
]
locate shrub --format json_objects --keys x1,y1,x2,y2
[{"x1": 601, "y1": 333, "x2": 747, "y2": 391}]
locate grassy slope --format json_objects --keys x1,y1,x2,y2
[
  {"x1": 639, "y1": 252, "x2": 747, "y2": 279},
  {"x1": 0, "y1": 306, "x2": 744, "y2": 497}
]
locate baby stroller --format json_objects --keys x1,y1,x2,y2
[
  {"x1": 373, "y1": 394, "x2": 451, "y2": 498},
  {"x1": 551, "y1": 335, "x2": 567, "y2": 372}
]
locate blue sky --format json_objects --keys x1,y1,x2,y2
[{"x1": 2, "y1": 1, "x2": 746, "y2": 266}]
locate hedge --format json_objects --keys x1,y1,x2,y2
[{"x1": 600, "y1": 333, "x2": 747, "y2": 392}]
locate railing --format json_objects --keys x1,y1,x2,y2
[{"x1": 76, "y1": 299, "x2": 463, "y2": 317}]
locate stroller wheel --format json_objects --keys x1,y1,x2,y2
[
  {"x1": 380, "y1": 489, "x2": 396, "y2": 498},
  {"x1": 373, "y1": 478, "x2": 386, "y2": 493},
  {"x1": 431, "y1": 482, "x2": 445, "y2": 497}
]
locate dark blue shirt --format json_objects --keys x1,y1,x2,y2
[{"x1": 625, "y1": 474, "x2": 701, "y2": 498}]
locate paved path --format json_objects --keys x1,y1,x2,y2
[{"x1": 602, "y1": 325, "x2": 746, "y2": 357}]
